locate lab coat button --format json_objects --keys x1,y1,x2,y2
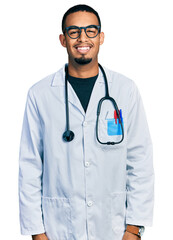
[
  {"x1": 85, "y1": 161, "x2": 90, "y2": 167},
  {"x1": 87, "y1": 200, "x2": 93, "y2": 207},
  {"x1": 83, "y1": 121, "x2": 88, "y2": 126}
]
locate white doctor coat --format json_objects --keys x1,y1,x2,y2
[{"x1": 18, "y1": 65, "x2": 154, "y2": 240}]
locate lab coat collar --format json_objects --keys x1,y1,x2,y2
[{"x1": 51, "y1": 64, "x2": 112, "y2": 87}]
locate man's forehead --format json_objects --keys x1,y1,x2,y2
[{"x1": 65, "y1": 11, "x2": 99, "y2": 27}]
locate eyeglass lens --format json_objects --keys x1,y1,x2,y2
[{"x1": 67, "y1": 26, "x2": 99, "y2": 39}]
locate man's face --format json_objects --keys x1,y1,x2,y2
[{"x1": 59, "y1": 11, "x2": 104, "y2": 66}]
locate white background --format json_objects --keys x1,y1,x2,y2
[{"x1": 0, "y1": 0, "x2": 172, "y2": 239}]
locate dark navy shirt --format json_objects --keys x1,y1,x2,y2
[{"x1": 68, "y1": 74, "x2": 98, "y2": 113}]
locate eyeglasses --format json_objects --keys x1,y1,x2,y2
[{"x1": 64, "y1": 25, "x2": 101, "y2": 39}]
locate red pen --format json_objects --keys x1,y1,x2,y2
[{"x1": 114, "y1": 110, "x2": 117, "y2": 124}]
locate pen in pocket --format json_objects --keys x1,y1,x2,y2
[
  {"x1": 114, "y1": 109, "x2": 123, "y2": 124},
  {"x1": 119, "y1": 109, "x2": 123, "y2": 123},
  {"x1": 114, "y1": 110, "x2": 117, "y2": 124}
]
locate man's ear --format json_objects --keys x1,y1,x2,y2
[
  {"x1": 59, "y1": 34, "x2": 67, "y2": 47},
  {"x1": 99, "y1": 32, "x2": 105, "y2": 45}
]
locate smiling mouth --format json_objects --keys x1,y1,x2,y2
[{"x1": 75, "y1": 46, "x2": 92, "y2": 54}]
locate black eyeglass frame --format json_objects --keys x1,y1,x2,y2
[{"x1": 64, "y1": 25, "x2": 101, "y2": 39}]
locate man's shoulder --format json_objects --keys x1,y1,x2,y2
[
  {"x1": 104, "y1": 66, "x2": 135, "y2": 88},
  {"x1": 29, "y1": 72, "x2": 56, "y2": 93},
  {"x1": 28, "y1": 65, "x2": 64, "y2": 95}
]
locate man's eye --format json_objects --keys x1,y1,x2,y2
[
  {"x1": 87, "y1": 28, "x2": 97, "y2": 33},
  {"x1": 71, "y1": 31, "x2": 78, "y2": 34},
  {"x1": 69, "y1": 29, "x2": 80, "y2": 35}
]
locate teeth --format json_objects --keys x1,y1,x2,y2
[{"x1": 77, "y1": 47, "x2": 90, "y2": 50}]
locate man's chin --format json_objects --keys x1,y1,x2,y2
[{"x1": 74, "y1": 57, "x2": 92, "y2": 65}]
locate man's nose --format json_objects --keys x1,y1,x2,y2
[{"x1": 78, "y1": 29, "x2": 88, "y2": 41}]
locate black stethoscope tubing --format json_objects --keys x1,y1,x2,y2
[{"x1": 62, "y1": 63, "x2": 124, "y2": 145}]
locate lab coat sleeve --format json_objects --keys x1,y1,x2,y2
[
  {"x1": 126, "y1": 80, "x2": 154, "y2": 227},
  {"x1": 18, "y1": 87, "x2": 45, "y2": 235}
]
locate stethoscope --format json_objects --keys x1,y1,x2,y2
[{"x1": 62, "y1": 63, "x2": 124, "y2": 145}]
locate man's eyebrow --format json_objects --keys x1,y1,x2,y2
[{"x1": 66, "y1": 25, "x2": 99, "y2": 28}]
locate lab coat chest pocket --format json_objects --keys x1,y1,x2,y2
[
  {"x1": 99, "y1": 110, "x2": 126, "y2": 147},
  {"x1": 111, "y1": 191, "x2": 126, "y2": 234},
  {"x1": 42, "y1": 196, "x2": 72, "y2": 240}
]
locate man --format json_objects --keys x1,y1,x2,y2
[{"x1": 18, "y1": 4, "x2": 154, "y2": 240}]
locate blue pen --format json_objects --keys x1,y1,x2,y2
[{"x1": 119, "y1": 109, "x2": 123, "y2": 123}]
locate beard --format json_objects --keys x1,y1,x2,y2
[{"x1": 74, "y1": 57, "x2": 92, "y2": 65}]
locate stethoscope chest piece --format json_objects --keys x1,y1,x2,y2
[{"x1": 63, "y1": 130, "x2": 75, "y2": 142}]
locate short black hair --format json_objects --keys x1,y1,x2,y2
[{"x1": 62, "y1": 4, "x2": 101, "y2": 33}]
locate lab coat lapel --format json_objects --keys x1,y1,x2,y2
[
  {"x1": 51, "y1": 65, "x2": 85, "y2": 116},
  {"x1": 67, "y1": 82, "x2": 86, "y2": 116},
  {"x1": 84, "y1": 68, "x2": 105, "y2": 120}
]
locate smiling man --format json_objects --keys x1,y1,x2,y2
[
  {"x1": 18, "y1": 4, "x2": 154, "y2": 240},
  {"x1": 59, "y1": 9, "x2": 104, "y2": 76}
]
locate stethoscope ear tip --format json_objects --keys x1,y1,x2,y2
[{"x1": 63, "y1": 130, "x2": 75, "y2": 142}]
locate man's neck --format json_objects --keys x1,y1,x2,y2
[{"x1": 68, "y1": 61, "x2": 99, "y2": 78}]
